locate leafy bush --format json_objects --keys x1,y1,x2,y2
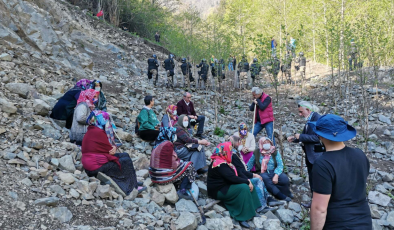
[{"x1": 214, "y1": 127, "x2": 225, "y2": 137}]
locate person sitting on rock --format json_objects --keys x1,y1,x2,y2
[
  {"x1": 82, "y1": 110, "x2": 144, "y2": 197},
  {"x1": 207, "y1": 141, "x2": 261, "y2": 229},
  {"x1": 161, "y1": 105, "x2": 178, "y2": 128},
  {"x1": 89, "y1": 80, "x2": 107, "y2": 111},
  {"x1": 137, "y1": 95, "x2": 160, "y2": 143},
  {"x1": 173, "y1": 115, "x2": 210, "y2": 174},
  {"x1": 176, "y1": 92, "x2": 206, "y2": 138},
  {"x1": 70, "y1": 89, "x2": 99, "y2": 145},
  {"x1": 258, "y1": 137, "x2": 293, "y2": 202},
  {"x1": 150, "y1": 127, "x2": 196, "y2": 200},
  {"x1": 50, "y1": 79, "x2": 91, "y2": 129},
  {"x1": 233, "y1": 122, "x2": 256, "y2": 171},
  {"x1": 229, "y1": 135, "x2": 278, "y2": 214}
]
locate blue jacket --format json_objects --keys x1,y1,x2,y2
[{"x1": 293, "y1": 112, "x2": 322, "y2": 164}]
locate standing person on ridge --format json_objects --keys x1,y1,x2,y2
[
  {"x1": 238, "y1": 56, "x2": 250, "y2": 89},
  {"x1": 155, "y1": 32, "x2": 160, "y2": 43},
  {"x1": 180, "y1": 58, "x2": 193, "y2": 89},
  {"x1": 162, "y1": 54, "x2": 176, "y2": 88},
  {"x1": 196, "y1": 59, "x2": 209, "y2": 89},
  {"x1": 228, "y1": 55, "x2": 234, "y2": 71},
  {"x1": 287, "y1": 101, "x2": 322, "y2": 208},
  {"x1": 271, "y1": 37, "x2": 277, "y2": 56},
  {"x1": 147, "y1": 54, "x2": 160, "y2": 86},
  {"x1": 249, "y1": 87, "x2": 275, "y2": 145},
  {"x1": 250, "y1": 58, "x2": 262, "y2": 87}
]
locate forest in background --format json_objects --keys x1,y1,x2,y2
[{"x1": 74, "y1": 0, "x2": 394, "y2": 69}]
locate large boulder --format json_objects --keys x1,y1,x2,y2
[
  {"x1": 5, "y1": 83, "x2": 34, "y2": 99},
  {"x1": 0, "y1": 98, "x2": 17, "y2": 114},
  {"x1": 58, "y1": 155, "x2": 76, "y2": 173},
  {"x1": 368, "y1": 191, "x2": 391, "y2": 207},
  {"x1": 49, "y1": 207, "x2": 73, "y2": 223},
  {"x1": 33, "y1": 99, "x2": 51, "y2": 116},
  {"x1": 175, "y1": 212, "x2": 197, "y2": 230}
]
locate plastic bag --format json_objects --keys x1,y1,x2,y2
[{"x1": 186, "y1": 182, "x2": 199, "y2": 200}]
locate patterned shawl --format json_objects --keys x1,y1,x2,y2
[
  {"x1": 258, "y1": 137, "x2": 276, "y2": 173},
  {"x1": 166, "y1": 105, "x2": 178, "y2": 127},
  {"x1": 153, "y1": 127, "x2": 177, "y2": 149},
  {"x1": 77, "y1": 89, "x2": 99, "y2": 107},
  {"x1": 86, "y1": 110, "x2": 116, "y2": 146},
  {"x1": 75, "y1": 79, "x2": 91, "y2": 90},
  {"x1": 211, "y1": 142, "x2": 238, "y2": 176}
]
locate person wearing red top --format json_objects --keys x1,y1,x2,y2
[
  {"x1": 249, "y1": 87, "x2": 275, "y2": 145},
  {"x1": 82, "y1": 110, "x2": 140, "y2": 196}
]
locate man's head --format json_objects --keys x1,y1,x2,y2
[
  {"x1": 298, "y1": 101, "x2": 319, "y2": 118},
  {"x1": 152, "y1": 54, "x2": 157, "y2": 59},
  {"x1": 253, "y1": 58, "x2": 258, "y2": 63},
  {"x1": 251, "y1": 87, "x2": 263, "y2": 99},
  {"x1": 144, "y1": 95, "x2": 154, "y2": 107},
  {"x1": 272, "y1": 37, "x2": 274, "y2": 40},
  {"x1": 183, "y1": 92, "x2": 192, "y2": 103}
]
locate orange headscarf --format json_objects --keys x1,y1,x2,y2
[{"x1": 211, "y1": 142, "x2": 238, "y2": 176}]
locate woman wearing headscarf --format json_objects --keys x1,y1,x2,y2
[
  {"x1": 82, "y1": 110, "x2": 142, "y2": 197},
  {"x1": 50, "y1": 79, "x2": 91, "y2": 129},
  {"x1": 207, "y1": 141, "x2": 261, "y2": 228},
  {"x1": 70, "y1": 89, "x2": 99, "y2": 145},
  {"x1": 150, "y1": 127, "x2": 197, "y2": 200},
  {"x1": 228, "y1": 136, "x2": 275, "y2": 214},
  {"x1": 233, "y1": 122, "x2": 256, "y2": 171},
  {"x1": 173, "y1": 115, "x2": 210, "y2": 174},
  {"x1": 259, "y1": 137, "x2": 292, "y2": 201},
  {"x1": 161, "y1": 105, "x2": 178, "y2": 128},
  {"x1": 90, "y1": 80, "x2": 107, "y2": 111}
]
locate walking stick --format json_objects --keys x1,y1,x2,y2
[
  {"x1": 251, "y1": 104, "x2": 257, "y2": 135},
  {"x1": 188, "y1": 190, "x2": 207, "y2": 225}
]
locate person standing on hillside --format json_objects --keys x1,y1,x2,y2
[
  {"x1": 309, "y1": 114, "x2": 372, "y2": 230},
  {"x1": 162, "y1": 54, "x2": 176, "y2": 88},
  {"x1": 196, "y1": 59, "x2": 210, "y2": 89},
  {"x1": 147, "y1": 54, "x2": 159, "y2": 86},
  {"x1": 287, "y1": 101, "x2": 321, "y2": 208},
  {"x1": 271, "y1": 37, "x2": 277, "y2": 56},
  {"x1": 155, "y1": 32, "x2": 160, "y2": 43},
  {"x1": 250, "y1": 87, "x2": 275, "y2": 145},
  {"x1": 250, "y1": 58, "x2": 262, "y2": 87},
  {"x1": 180, "y1": 58, "x2": 194, "y2": 89},
  {"x1": 295, "y1": 52, "x2": 307, "y2": 80},
  {"x1": 228, "y1": 55, "x2": 234, "y2": 71},
  {"x1": 238, "y1": 56, "x2": 250, "y2": 89}
]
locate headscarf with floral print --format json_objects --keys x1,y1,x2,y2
[
  {"x1": 211, "y1": 142, "x2": 238, "y2": 176},
  {"x1": 76, "y1": 89, "x2": 99, "y2": 108},
  {"x1": 258, "y1": 137, "x2": 276, "y2": 173},
  {"x1": 238, "y1": 122, "x2": 248, "y2": 146}
]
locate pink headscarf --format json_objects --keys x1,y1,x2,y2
[
  {"x1": 258, "y1": 137, "x2": 276, "y2": 173},
  {"x1": 77, "y1": 89, "x2": 99, "y2": 108},
  {"x1": 211, "y1": 142, "x2": 238, "y2": 176}
]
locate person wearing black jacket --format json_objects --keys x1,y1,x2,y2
[
  {"x1": 147, "y1": 54, "x2": 159, "y2": 86},
  {"x1": 196, "y1": 59, "x2": 209, "y2": 89},
  {"x1": 162, "y1": 54, "x2": 175, "y2": 88},
  {"x1": 180, "y1": 58, "x2": 194, "y2": 88},
  {"x1": 287, "y1": 101, "x2": 322, "y2": 208},
  {"x1": 207, "y1": 141, "x2": 261, "y2": 229}
]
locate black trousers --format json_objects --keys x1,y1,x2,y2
[
  {"x1": 261, "y1": 172, "x2": 291, "y2": 199},
  {"x1": 306, "y1": 155, "x2": 314, "y2": 193},
  {"x1": 139, "y1": 129, "x2": 160, "y2": 142}
]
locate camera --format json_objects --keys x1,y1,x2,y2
[{"x1": 314, "y1": 143, "x2": 326, "y2": 152}]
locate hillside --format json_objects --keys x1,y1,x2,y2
[{"x1": 0, "y1": 0, "x2": 393, "y2": 229}]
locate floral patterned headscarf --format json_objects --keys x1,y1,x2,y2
[
  {"x1": 153, "y1": 127, "x2": 177, "y2": 149},
  {"x1": 77, "y1": 89, "x2": 99, "y2": 107},
  {"x1": 75, "y1": 79, "x2": 91, "y2": 90},
  {"x1": 211, "y1": 142, "x2": 238, "y2": 176},
  {"x1": 166, "y1": 105, "x2": 178, "y2": 127},
  {"x1": 239, "y1": 122, "x2": 248, "y2": 145},
  {"x1": 86, "y1": 110, "x2": 116, "y2": 146}
]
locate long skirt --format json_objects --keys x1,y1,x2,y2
[
  {"x1": 85, "y1": 153, "x2": 138, "y2": 195},
  {"x1": 217, "y1": 184, "x2": 261, "y2": 221},
  {"x1": 250, "y1": 178, "x2": 268, "y2": 208},
  {"x1": 175, "y1": 147, "x2": 207, "y2": 171},
  {"x1": 241, "y1": 151, "x2": 255, "y2": 171}
]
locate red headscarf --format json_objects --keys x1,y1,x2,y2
[
  {"x1": 150, "y1": 141, "x2": 179, "y2": 170},
  {"x1": 77, "y1": 89, "x2": 99, "y2": 107},
  {"x1": 211, "y1": 141, "x2": 238, "y2": 176}
]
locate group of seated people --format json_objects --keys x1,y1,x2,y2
[
  {"x1": 146, "y1": 107, "x2": 293, "y2": 228},
  {"x1": 51, "y1": 79, "x2": 145, "y2": 196}
]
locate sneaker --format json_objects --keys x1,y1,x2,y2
[
  {"x1": 284, "y1": 197, "x2": 292, "y2": 202},
  {"x1": 97, "y1": 172, "x2": 126, "y2": 197},
  {"x1": 195, "y1": 134, "x2": 206, "y2": 139}
]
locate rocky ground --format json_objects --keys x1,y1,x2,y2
[{"x1": 0, "y1": 0, "x2": 394, "y2": 229}]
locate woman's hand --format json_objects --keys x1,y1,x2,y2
[
  {"x1": 242, "y1": 147, "x2": 249, "y2": 153},
  {"x1": 272, "y1": 174, "x2": 279, "y2": 184},
  {"x1": 199, "y1": 139, "x2": 210, "y2": 146},
  {"x1": 109, "y1": 146, "x2": 117, "y2": 155},
  {"x1": 253, "y1": 174, "x2": 263, "y2": 181},
  {"x1": 154, "y1": 125, "x2": 160, "y2": 130},
  {"x1": 248, "y1": 180, "x2": 254, "y2": 192}
]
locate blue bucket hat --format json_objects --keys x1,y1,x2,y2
[{"x1": 308, "y1": 114, "x2": 356, "y2": 142}]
